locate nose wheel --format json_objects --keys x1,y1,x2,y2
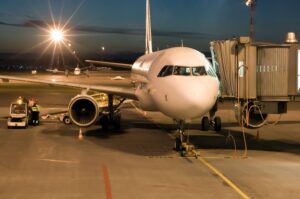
[
  {"x1": 174, "y1": 120, "x2": 187, "y2": 151},
  {"x1": 174, "y1": 137, "x2": 182, "y2": 151},
  {"x1": 173, "y1": 120, "x2": 199, "y2": 158}
]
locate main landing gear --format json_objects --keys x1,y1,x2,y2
[
  {"x1": 99, "y1": 112, "x2": 121, "y2": 131},
  {"x1": 99, "y1": 94, "x2": 124, "y2": 131},
  {"x1": 201, "y1": 102, "x2": 222, "y2": 131},
  {"x1": 201, "y1": 116, "x2": 221, "y2": 131}
]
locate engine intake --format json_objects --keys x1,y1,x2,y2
[{"x1": 68, "y1": 95, "x2": 99, "y2": 127}]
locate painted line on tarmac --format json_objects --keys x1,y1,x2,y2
[
  {"x1": 102, "y1": 164, "x2": 112, "y2": 199},
  {"x1": 130, "y1": 101, "x2": 250, "y2": 198},
  {"x1": 193, "y1": 150, "x2": 251, "y2": 199},
  {"x1": 39, "y1": 158, "x2": 75, "y2": 164}
]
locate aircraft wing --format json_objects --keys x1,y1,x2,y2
[
  {"x1": 0, "y1": 75, "x2": 138, "y2": 100},
  {"x1": 85, "y1": 60, "x2": 132, "y2": 70}
]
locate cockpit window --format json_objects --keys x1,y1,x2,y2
[
  {"x1": 157, "y1": 65, "x2": 173, "y2": 77},
  {"x1": 192, "y1": 66, "x2": 207, "y2": 76},
  {"x1": 157, "y1": 65, "x2": 209, "y2": 77},
  {"x1": 173, "y1": 66, "x2": 191, "y2": 76}
]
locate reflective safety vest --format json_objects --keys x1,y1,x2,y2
[{"x1": 31, "y1": 106, "x2": 39, "y2": 112}]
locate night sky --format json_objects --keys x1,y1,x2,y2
[{"x1": 0, "y1": 0, "x2": 299, "y2": 56}]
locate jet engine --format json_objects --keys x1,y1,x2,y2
[
  {"x1": 234, "y1": 101, "x2": 268, "y2": 129},
  {"x1": 68, "y1": 95, "x2": 99, "y2": 127}
]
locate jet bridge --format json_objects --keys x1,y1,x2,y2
[{"x1": 211, "y1": 36, "x2": 300, "y2": 128}]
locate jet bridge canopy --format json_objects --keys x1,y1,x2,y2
[{"x1": 211, "y1": 37, "x2": 300, "y2": 102}]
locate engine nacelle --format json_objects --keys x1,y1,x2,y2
[
  {"x1": 235, "y1": 101, "x2": 268, "y2": 129},
  {"x1": 68, "y1": 95, "x2": 99, "y2": 127}
]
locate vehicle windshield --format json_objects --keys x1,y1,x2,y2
[
  {"x1": 158, "y1": 65, "x2": 208, "y2": 77},
  {"x1": 11, "y1": 104, "x2": 26, "y2": 114}
]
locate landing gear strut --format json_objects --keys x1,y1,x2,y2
[
  {"x1": 100, "y1": 94, "x2": 124, "y2": 131},
  {"x1": 174, "y1": 120, "x2": 186, "y2": 151},
  {"x1": 174, "y1": 120, "x2": 198, "y2": 157}
]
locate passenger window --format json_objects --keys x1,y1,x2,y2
[
  {"x1": 173, "y1": 66, "x2": 191, "y2": 76},
  {"x1": 158, "y1": 65, "x2": 173, "y2": 77},
  {"x1": 192, "y1": 66, "x2": 207, "y2": 76}
]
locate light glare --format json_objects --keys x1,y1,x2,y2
[{"x1": 51, "y1": 29, "x2": 64, "y2": 42}]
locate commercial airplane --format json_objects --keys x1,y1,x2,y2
[
  {"x1": 46, "y1": 67, "x2": 67, "y2": 75},
  {"x1": 0, "y1": 0, "x2": 221, "y2": 150},
  {"x1": 65, "y1": 64, "x2": 90, "y2": 77},
  {"x1": 46, "y1": 64, "x2": 89, "y2": 77}
]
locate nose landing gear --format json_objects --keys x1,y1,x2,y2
[
  {"x1": 174, "y1": 120, "x2": 186, "y2": 151},
  {"x1": 173, "y1": 120, "x2": 198, "y2": 158}
]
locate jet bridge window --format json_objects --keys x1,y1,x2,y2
[{"x1": 157, "y1": 65, "x2": 174, "y2": 77}]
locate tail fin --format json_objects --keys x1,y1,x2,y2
[{"x1": 145, "y1": 0, "x2": 153, "y2": 54}]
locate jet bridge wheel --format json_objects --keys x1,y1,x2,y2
[{"x1": 201, "y1": 116, "x2": 209, "y2": 131}]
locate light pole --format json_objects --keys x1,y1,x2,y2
[{"x1": 245, "y1": 0, "x2": 257, "y2": 42}]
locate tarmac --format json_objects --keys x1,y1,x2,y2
[{"x1": 0, "y1": 71, "x2": 300, "y2": 199}]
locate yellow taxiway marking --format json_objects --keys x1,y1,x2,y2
[
  {"x1": 193, "y1": 150, "x2": 251, "y2": 199},
  {"x1": 131, "y1": 103, "x2": 250, "y2": 198}
]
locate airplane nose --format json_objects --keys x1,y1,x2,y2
[
  {"x1": 186, "y1": 82, "x2": 217, "y2": 114},
  {"x1": 156, "y1": 77, "x2": 218, "y2": 120}
]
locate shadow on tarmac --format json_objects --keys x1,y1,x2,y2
[
  {"x1": 39, "y1": 119, "x2": 300, "y2": 157},
  {"x1": 190, "y1": 128, "x2": 300, "y2": 155}
]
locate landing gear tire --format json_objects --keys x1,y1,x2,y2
[
  {"x1": 100, "y1": 115, "x2": 109, "y2": 130},
  {"x1": 201, "y1": 116, "x2": 209, "y2": 131},
  {"x1": 63, "y1": 116, "x2": 71, "y2": 125},
  {"x1": 174, "y1": 138, "x2": 182, "y2": 151},
  {"x1": 214, "y1": 116, "x2": 222, "y2": 131},
  {"x1": 112, "y1": 114, "x2": 121, "y2": 131}
]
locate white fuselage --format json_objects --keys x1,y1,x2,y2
[{"x1": 131, "y1": 47, "x2": 219, "y2": 121}]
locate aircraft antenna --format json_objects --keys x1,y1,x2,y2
[{"x1": 145, "y1": 0, "x2": 153, "y2": 54}]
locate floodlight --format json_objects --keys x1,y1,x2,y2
[
  {"x1": 245, "y1": 0, "x2": 256, "y2": 7},
  {"x1": 51, "y1": 29, "x2": 64, "y2": 42}
]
